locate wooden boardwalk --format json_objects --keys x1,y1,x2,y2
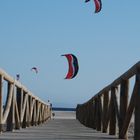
[{"x1": 0, "y1": 111, "x2": 133, "y2": 140}]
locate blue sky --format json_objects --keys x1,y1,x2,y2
[{"x1": 0, "y1": 0, "x2": 140, "y2": 107}]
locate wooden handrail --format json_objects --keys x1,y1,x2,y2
[
  {"x1": 0, "y1": 68, "x2": 51, "y2": 132},
  {"x1": 76, "y1": 61, "x2": 140, "y2": 140}
]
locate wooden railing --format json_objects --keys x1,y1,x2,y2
[
  {"x1": 76, "y1": 61, "x2": 140, "y2": 140},
  {"x1": 0, "y1": 68, "x2": 51, "y2": 133}
]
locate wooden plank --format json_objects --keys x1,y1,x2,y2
[
  {"x1": 120, "y1": 79, "x2": 137, "y2": 138},
  {"x1": 96, "y1": 96, "x2": 102, "y2": 131},
  {"x1": 112, "y1": 88, "x2": 119, "y2": 121},
  {"x1": 85, "y1": 102, "x2": 91, "y2": 127},
  {"x1": 21, "y1": 93, "x2": 28, "y2": 123},
  {"x1": 92, "y1": 101, "x2": 96, "y2": 129},
  {"x1": 103, "y1": 95, "x2": 111, "y2": 132},
  {"x1": 3, "y1": 83, "x2": 14, "y2": 123},
  {"x1": 0, "y1": 75, "x2": 3, "y2": 133},
  {"x1": 119, "y1": 79, "x2": 129, "y2": 138},
  {"x1": 0, "y1": 119, "x2": 125, "y2": 140},
  {"x1": 134, "y1": 70, "x2": 140, "y2": 140},
  {"x1": 5, "y1": 83, "x2": 14, "y2": 131},
  {"x1": 109, "y1": 87, "x2": 116, "y2": 135},
  {"x1": 102, "y1": 92, "x2": 109, "y2": 133},
  {"x1": 30, "y1": 99, "x2": 35, "y2": 124},
  {"x1": 88, "y1": 101, "x2": 95, "y2": 128},
  {"x1": 16, "y1": 87, "x2": 23, "y2": 128},
  {"x1": 15, "y1": 100, "x2": 20, "y2": 129}
]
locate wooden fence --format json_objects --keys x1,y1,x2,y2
[
  {"x1": 0, "y1": 68, "x2": 51, "y2": 133},
  {"x1": 76, "y1": 61, "x2": 140, "y2": 140}
]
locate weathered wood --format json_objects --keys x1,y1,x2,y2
[
  {"x1": 6, "y1": 83, "x2": 14, "y2": 131},
  {"x1": 97, "y1": 96, "x2": 102, "y2": 131},
  {"x1": 92, "y1": 101, "x2": 96, "y2": 129},
  {"x1": 109, "y1": 87, "x2": 116, "y2": 135},
  {"x1": 112, "y1": 87, "x2": 119, "y2": 121},
  {"x1": 28, "y1": 95, "x2": 32, "y2": 125},
  {"x1": 85, "y1": 102, "x2": 91, "y2": 127},
  {"x1": 36, "y1": 101, "x2": 41, "y2": 124},
  {"x1": 134, "y1": 70, "x2": 140, "y2": 140},
  {"x1": 93, "y1": 97, "x2": 101, "y2": 131},
  {"x1": 32, "y1": 100, "x2": 37, "y2": 126},
  {"x1": 3, "y1": 83, "x2": 14, "y2": 123},
  {"x1": 22, "y1": 93, "x2": 28, "y2": 128},
  {"x1": 119, "y1": 79, "x2": 129, "y2": 139},
  {"x1": 0, "y1": 75, "x2": 3, "y2": 133},
  {"x1": 0, "y1": 69, "x2": 51, "y2": 133},
  {"x1": 30, "y1": 99, "x2": 35, "y2": 124},
  {"x1": 16, "y1": 87, "x2": 23, "y2": 127},
  {"x1": 76, "y1": 62, "x2": 140, "y2": 139},
  {"x1": 119, "y1": 79, "x2": 137, "y2": 138},
  {"x1": 88, "y1": 101, "x2": 94, "y2": 128},
  {"x1": 21, "y1": 93, "x2": 28, "y2": 124},
  {"x1": 102, "y1": 92, "x2": 109, "y2": 133},
  {"x1": 102, "y1": 94, "x2": 112, "y2": 133},
  {"x1": 88, "y1": 100, "x2": 95, "y2": 129},
  {"x1": 15, "y1": 100, "x2": 20, "y2": 129},
  {"x1": 26, "y1": 94, "x2": 30, "y2": 127}
]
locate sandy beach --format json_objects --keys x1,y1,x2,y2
[{"x1": 52, "y1": 111, "x2": 76, "y2": 119}]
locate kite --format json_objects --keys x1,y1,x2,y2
[
  {"x1": 85, "y1": 0, "x2": 102, "y2": 13},
  {"x1": 62, "y1": 54, "x2": 79, "y2": 79},
  {"x1": 31, "y1": 67, "x2": 38, "y2": 74}
]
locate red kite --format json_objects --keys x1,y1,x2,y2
[
  {"x1": 62, "y1": 54, "x2": 79, "y2": 79},
  {"x1": 85, "y1": 0, "x2": 102, "y2": 13}
]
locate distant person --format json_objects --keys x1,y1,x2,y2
[
  {"x1": 52, "y1": 112, "x2": 55, "y2": 119},
  {"x1": 50, "y1": 103, "x2": 52, "y2": 111}
]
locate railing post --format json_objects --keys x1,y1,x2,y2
[
  {"x1": 76, "y1": 104, "x2": 79, "y2": 120},
  {"x1": 16, "y1": 87, "x2": 23, "y2": 128},
  {"x1": 120, "y1": 79, "x2": 137, "y2": 138},
  {"x1": 0, "y1": 75, "x2": 3, "y2": 133},
  {"x1": 102, "y1": 91, "x2": 109, "y2": 133},
  {"x1": 89, "y1": 100, "x2": 95, "y2": 128},
  {"x1": 109, "y1": 87, "x2": 116, "y2": 135},
  {"x1": 135, "y1": 68, "x2": 140, "y2": 140},
  {"x1": 86, "y1": 102, "x2": 91, "y2": 127},
  {"x1": 28, "y1": 95, "x2": 32, "y2": 126},
  {"x1": 6, "y1": 83, "x2": 15, "y2": 131},
  {"x1": 119, "y1": 79, "x2": 129, "y2": 139},
  {"x1": 22, "y1": 92, "x2": 28, "y2": 128},
  {"x1": 96, "y1": 96, "x2": 102, "y2": 131},
  {"x1": 34, "y1": 100, "x2": 37, "y2": 126},
  {"x1": 94, "y1": 98, "x2": 98, "y2": 130},
  {"x1": 82, "y1": 106, "x2": 86, "y2": 126},
  {"x1": 92, "y1": 101, "x2": 96, "y2": 129}
]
